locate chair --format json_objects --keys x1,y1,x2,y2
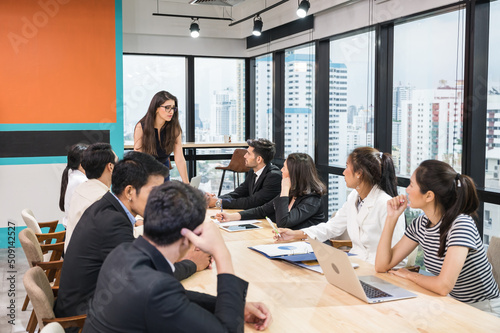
[
  {"x1": 21, "y1": 208, "x2": 59, "y2": 235},
  {"x1": 215, "y1": 148, "x2": 250, "y2": 196},
  {"x1": 41, "y1": 322, "x2": 65, "y2": 333},
  {"x1": 487, "y1": 236, "x2": 500, "y2": 286},
  {"x1": 23, "y1": 266, "x2": 86, "y2": 332},
  {"x1": 22, "y1": 209, "x2": 65, "y2": 261},
  {"x1": 20, "y1": 228, "x2": 64, "y2": 333}
]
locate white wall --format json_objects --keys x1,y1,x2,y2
[{"x1": 0, "y1": 164, "x2": 65, "y2": 229}]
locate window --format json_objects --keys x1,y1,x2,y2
[
  {"x1": 392, "y1": 10, "x2": 465, "y2": 177},
  {"x1": 328, "y1": 174, "x2": 349, "y2": 217},
  {"x1": 483, "y1": 203, "x2": 500, "y2": 246},
  {"x1": 284, "y1": 44, "x2": 315, "y2": 158},
  {"x1": 255, "y1": 54, "x2": 273, "y2": 140},
  {"x1": 486, "y1": 1, "x2": 500, "y2": 190},
  {"x1": 194, "y1": 58, "x2": 245, "y2": 143},
  {"x1": 329, "y1": 31, "x2": 375, "y2": 168},
  {"x1": 123, "y1": 55, "x2": 186, "y2": 146}
]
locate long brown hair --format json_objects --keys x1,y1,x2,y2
[
  {"x1": 286, "y1": 153, "x2": 326, "y2": 198},
  {"x1": 137, "y1": 91, "x2": 182, "y2": 156},
  {"x1": 59, "y1": 143, "x2": 88, "y2": 211},
  {"x1": 349, "y1": 147, "x2": 398, "y2": 197},
  {"x1": 415, "y1": 160, "x2": 479, "y2": 257}
]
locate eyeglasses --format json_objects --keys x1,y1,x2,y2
[{"x1": 159, "y1": 105, "x2": 178, "y2": 113}]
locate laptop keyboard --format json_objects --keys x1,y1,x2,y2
[{"x1": 360, "y1": 280, "x2": 392, "y2": 299}]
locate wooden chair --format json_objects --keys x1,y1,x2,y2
[
  {"x1": 215, "y1": 148, "x2": 250, "y2": 196},
  {"x1": 487, "y1": 236, "x2": 500, "y2": 286},
  {"x1": 23, "y1": 266, "x2": 86, "y2": 333},
  {"x1": 20, "y1": 228, "x2": 64, "y2": 333},
  {"x1": 21, "y1": 208, "x2": 59, "y2": 235}
]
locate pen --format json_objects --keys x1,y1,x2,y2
[{"x1": 265, "y1": 216, "x2": 281, "y2": 238}]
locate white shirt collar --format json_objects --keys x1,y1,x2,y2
[{"x1": 253, "y1": 165, "x2": 266, "y2": 181}]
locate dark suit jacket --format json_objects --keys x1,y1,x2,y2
[
  {"x1": 83, "y1": 236, "x2": 248, "y2": 333},
  {"x1": 219, "y1": 164, "x2": 281, "y2": 209},
  {"x1": 54, "y1": 192, "x2": 196, "y2": 318},
  {"x1": 239, "y1": 193, "x2": 325, "y2": 230}
]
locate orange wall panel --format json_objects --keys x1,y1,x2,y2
[{"x1": 0, "y1": 0, "x2": 116, "y2": 124}]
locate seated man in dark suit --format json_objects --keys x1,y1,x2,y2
[
  {"x1": 54, "y1": 151, "x2": 211, "y2": 320},
  {"x1": 209, "y1": 138, "x2": 282, "y2": 209},
  {"x1": 83, "y1": 181, "x2": 272, "y2": 332}
]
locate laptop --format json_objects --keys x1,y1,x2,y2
[
  {"x1": 309, "y1": 237, "x2": 416, "y2": 303},
  {"x1": 190, "y1": 175, "x2": 202, "y2": 189}
]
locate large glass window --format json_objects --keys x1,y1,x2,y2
[
  {"x1": 484, "y1": 203, "x2": 500, "y2": 246},
  {"x1": 194, "y1": 58, "x2": 246, "y2": 143},
  {"x1": 255, "y1": 54, "x2": 273, "y2": 140},
  {"x1": 284, "y1": 44, "x2": 315, "y2": 158},
  {"x1": 486, "y1": 1, "x2": 500, "y2": 190},
  {"x1": 329, "y1": 31, "x2": 375, "y2": 168},
  {"x1": 328, "y1": 174, "x2": 349, "y2": 216},
  {"x1": 392, "y1": 10, "x2": 465, "y2": 177},
  {"x1": 123, "y1": 55, "x2": 186, "y2": 146}
]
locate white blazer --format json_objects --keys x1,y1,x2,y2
[{"x1": 303, "y1": 185, "x2": 406, "y2": 265}]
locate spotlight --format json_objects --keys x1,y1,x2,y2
[
  {"x1": 252, "y1": 15, "x2": 263, "y2": 36},
  {"x1": 296, "y1": 0, "x2": 310, "y2": 18},
  {"x1": 190, "y1": 19, "x2": 200, "y2": 38}
]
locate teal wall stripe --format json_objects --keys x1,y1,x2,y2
[
  {"x1": 0, "y1": 224, "x2": 65, "y2": 249},
  {"x1": 114, "y1": 0, "x2": 124, "y2": 160}
]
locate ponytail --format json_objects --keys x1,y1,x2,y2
[
  {"x1": 415, "y1": 160, "x2": 479, "y2": 257},
  {"x1": 349, "y1": 147, "x2": 398, "y2": 197},
  {"x1": 379, "y1": 153, "x2": 398, "y2": 197},
  {"x1": 59, "y1": 144, "x2": 88, "y2": 212}
]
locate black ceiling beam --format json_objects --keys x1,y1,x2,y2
[
  {"x1": 228, "y1": 0, "x2": 289, "y2": 26},
  {"x1": 152, "y1": 13, "x2": 233, "y2": 21}
]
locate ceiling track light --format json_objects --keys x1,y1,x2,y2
[
  {"x1": 252, "y1": 15, "x2": 263, "y2": 36},
  {"x1": 296, "y1": 0, "x2": 310, "y2": 18},
  {"x1": 189, "y1": 18, "x2": 200, "y2": 38}
]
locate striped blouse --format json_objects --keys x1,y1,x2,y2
[{"x1": 405, "y1": 214, "x2": 500, "y2": 303}]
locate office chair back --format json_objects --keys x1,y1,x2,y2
[
  {"x1": 23, "y1": 266, "x2": 56, "y2": 330},
  {"x1": 22, "y1": 209, "x2": 43, "y2": 234}
]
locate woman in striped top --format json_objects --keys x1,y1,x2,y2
[{"x1": 375, "y1": 160, "x2": 500, "y2": 316}]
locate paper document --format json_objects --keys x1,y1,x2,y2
[
  {"x1": 250, "y1": 241, "x2": 313, "y2": 257},
  {"x1": 210, "y1": 218, "x2": 261, "y2": 227}
]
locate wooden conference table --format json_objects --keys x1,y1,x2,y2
[{"x1": 182, "y1": 209, "x2": 500, "y2": 332}]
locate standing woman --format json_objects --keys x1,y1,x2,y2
[
  {"x1": 376, "y1": 160, "x2": 500, "y2": 316},
  {"x1": 275, "y1": 147, "x2": 406, "y2": 265},
  {"x1": 59, "y1": 143, "x2": 88, "y2": 229},
  {"x1": 134, "y1": 91, "x2": 189, "y2": 183},
  {"x1": 217, "y1": 153, "x2": 326, "y2": 230}
]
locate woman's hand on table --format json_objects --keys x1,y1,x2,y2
[
  {"x1": 215, "y1": 212, "x2": 240, "y2": 222},
  {"x1": 273, "y1": 228, "x2": 303, "y2": 242}
]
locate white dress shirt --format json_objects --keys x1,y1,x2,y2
[
  {"x1": 302, "y1": 185, "x2": 406, "y2": 265},
  {"x1": 62, "y1": 169, "x2": 87, "y2": 228},
  {"x1": 65, "y1": 179, "x2": 109, "y2": 251}
]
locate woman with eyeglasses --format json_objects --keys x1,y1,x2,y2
[{"x1": 134, "y1": 91, "x2": 189, "y2": 183}]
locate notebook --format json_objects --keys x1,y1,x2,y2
[{"x1": 309, "y1": 237, "x2": 416, "y2": 303}]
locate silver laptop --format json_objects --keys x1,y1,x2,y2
[
  {"x1": 309, "y1": 237, "x2": 416, "y2": 303},
  {"x1": 190, "y1": 175, "x2": 202, "y2": 189}
]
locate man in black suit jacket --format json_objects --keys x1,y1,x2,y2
[
  {"x1": 54, "y1": 152, "x2": 210, "y2": 320},
  {"x1": 209, "y1": 139, "x2": 282, "y2": 209},
  {"x1": 83, "y1": 181, "x2": 272, "y2": 332}
]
